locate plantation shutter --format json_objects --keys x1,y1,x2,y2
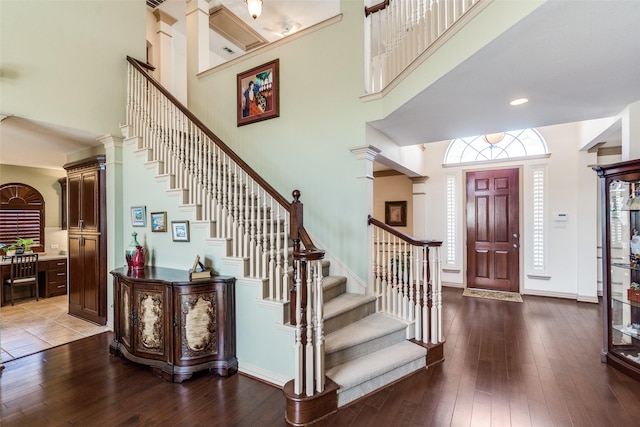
[{"x1": 0, "y1": 183, "x2": 45, "y2": 251}]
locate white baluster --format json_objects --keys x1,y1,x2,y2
[
  {"x1": 402, "y1": 241, "x2": 409, "y2": 320},
  {"x1": 373, "y1": 226, "x2": 379, "y2": 310},
  {"x1": 282, "y1": 211, "x2": 290, "y2": 303},
  {"x1": 269, "y1": 198, "x2": 276, "y2": 298},
  {"x1": 249, "y1": 181, "x2": 256, "y2": 278},
  {"x1": 432, "y1": 245, "x2": 442, "y2": 343},
  {"x1": 243, "y1": 173, "x2": 250, "y2": 257},
  {"x1": 274, "y1": 201, "x2": 282, "y2": 301},
  {"x1": 422, "y1": 246, "x2": 430, "y2": 344},
  {"x1": 262, "y1": 191, "x2": 268, "y2": 279},
  {"x1": 216, "y1": 147, "x2": 222, "y2": 238},
  {"x1": 305, "y1": 261, "x2": 314, "y2": 396},
  {"x1": 408, "y1": 245, "x2": 415, "y2": 322},
  {"x1": 294, "y1": 259, "x2": 303, "y2": 395},
  {"x1": 232, "y1": 163, "x2": 239, "y2": 257},
  {"x1": 314, "y1": 259, "x2": 325, "y2": 392}
]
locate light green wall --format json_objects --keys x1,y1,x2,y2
[
  {"x1": 0, "y1": 164, "x2": 65, "y2": 227},
  {"x1": 0, "y1": 0, "x2": 146, "y2": 136},
  {"x1": 65, "y1": 145, "x2": 106, "y2": 165},
  {"x1": 188, "y1": 0, "x2": 373, "y2": 279}
]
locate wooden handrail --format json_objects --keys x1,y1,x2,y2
[
  {"x1": 127, "y1": 56, "x2": 290, "y2": 209},
  {"x1": 368, "y1": 215, "x2": 441, "y2": 247},
  {"x1": 365, "y1": 0, "x2": 391, "y2": 17},
  {"x1": 128, "y1": 56, "x2": 326, "y2": 404}
]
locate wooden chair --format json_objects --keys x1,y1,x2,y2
[{"x1": 4, "y1": 254, "x2": 39, "y2": 306}]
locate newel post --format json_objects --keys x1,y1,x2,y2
[{"x1": 290, "y1": 190, "x2": 303, "y2": 326}]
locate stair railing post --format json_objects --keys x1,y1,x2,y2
[{"x1": 289, "y1": 190, "x2": 303, "y2": 326}]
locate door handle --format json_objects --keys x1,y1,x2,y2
[
  {"x1": 513, "y1": 234, "x2": 519, "y2": 238},
  {"x1": 513, "y1": 244, "x2": 518, "y2": 248}
]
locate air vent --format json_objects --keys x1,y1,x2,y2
[
  {"x1": 146, "y1": 0, "x2": 166, "y2": 8},
  {"x1": 209, "y1": 5, "x2": 268, "y2": 52}
]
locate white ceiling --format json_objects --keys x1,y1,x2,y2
[
  {"x1": 159, "y1": 0, "x2": 341, "y2": 63},
  {"x1": 2, "y1": 0, "x2": 638, "y2": 171},
  {"x1": 369, "y1": 0, "x2": 640, "y2": 146}
]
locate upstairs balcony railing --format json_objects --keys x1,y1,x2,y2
[{"x1": 365, "y1": 0, "x2": 484, "y2": 93}]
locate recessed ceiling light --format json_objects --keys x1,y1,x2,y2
[{"x1": 509, "y1": 98, "x2": 529, "y2": 106}]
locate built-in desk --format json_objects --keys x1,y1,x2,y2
[{"x1": 1, "y1": 253, "x2": 68, "y2": 305}]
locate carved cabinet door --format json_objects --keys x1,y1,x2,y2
[
  {"x1": 133, "y1": 283, "x2": 171, "y2": 361},
  {"x1": 173, "y1": 283, "x2": 219, "y2": 366},
  {"x1": 117, "y1": 278, "x2": 133, "y2": 354}
]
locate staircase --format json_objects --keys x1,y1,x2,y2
[
  {"x1": 124, "y1": 57, "x2": 443, "y2": 425},
  {"x1": 128, "y1": 133, "x2": 429, "y2": 406}
]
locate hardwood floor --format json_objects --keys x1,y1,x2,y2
[{"x1": 1, "y1": 287, "x2": 639, "y2": 426}]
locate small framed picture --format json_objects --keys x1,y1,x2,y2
[
  {"x1": 150, "y1": 211, "x2": 167, "y2": 232},
  {"x1": 131, "y1": 206, "x2": 147, "y2": 227},
  {"x1": 171, "y1": 220, "x2": 190, "y2": 242},
  {"x1": 385, "y1": 201, "x2": 407, "y2": 227}
]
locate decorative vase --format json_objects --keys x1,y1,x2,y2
[
  {"x1": 132, "y1": 245, "x2": 145, "y2": 270},
  {"x1": 126, "y1": 232, "x2": 140, "y2": 268}
]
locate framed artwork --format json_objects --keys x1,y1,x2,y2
[
  {"x1": 237, "y1": 59, "x2": 279, "y2": 126},
  {"x1": 131, "y1": 206, "x2": 147, "y2": 227},
  {"x1": 150, "y1": 211, "x2": 167, "y2": 232},
  {"x1": 171, "y1": 220, "x2": 190, "y2": 242},
  {"x1": 385, "y1": 201, "x2": 407, "y2": 227}
]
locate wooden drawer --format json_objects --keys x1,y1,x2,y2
[{"x1": 46, "y1": 259, "x2": 68, "y2": 297}]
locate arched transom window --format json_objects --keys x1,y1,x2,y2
[{"x1": 444, "y1": 128, "x2": 548, "y2": 165}]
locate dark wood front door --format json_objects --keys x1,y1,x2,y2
[{"x1": 466, "y1": 168, "x2": 520, "y2": 292}]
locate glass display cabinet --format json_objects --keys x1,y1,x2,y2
[{"x1": 594, "y1": 159, "x2": 640, "y2": 381}]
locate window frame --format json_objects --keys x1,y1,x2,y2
[{"x1": 0, "y1": 182, "x2": 45, "y2": 253}]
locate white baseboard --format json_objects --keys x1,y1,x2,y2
[{"x1": 238, "y1": 361, "x2": 289, "y2": 388}]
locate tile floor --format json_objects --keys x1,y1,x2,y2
[{"x1": 0, "y1": 295, "x2": 110, "y2": 363}]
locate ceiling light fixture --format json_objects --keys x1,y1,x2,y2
[
  {"x1": 482, "y1": 132, "x2": 505, "y2": 145},
  {"x1": 509, "y1": 98, "x2": 529, "y2": 106},
  {"x1": 245, "y1": 0, "x2": 262, "y2": 19}
]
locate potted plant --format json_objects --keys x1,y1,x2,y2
[{"x1": 3, "y1": 237, "x2": 34, "y2": 256}]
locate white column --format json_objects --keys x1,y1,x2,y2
[
  {"x1": 411, "y1": 176, "x2": 429, "y2": 239},
  {"x1": 100, "y1": 134, "x2": 124, "y2": 331},
  {"x1": 350, "y1": 145, "x2": 382, "y2": 293},
  {"x1": 621, "y1": 99, "x2": 640, "y2": 161},
  {"x1": 577, "y1": 150, "x2": 599, "y2": 303},
  {"x1": 185, "y1": 0, "x2": 210, "y2": 80},
  {"x1": 153, "y1": 9, "x2": 178, "y2": 92}
]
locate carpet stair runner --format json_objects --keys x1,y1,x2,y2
[{"x1": 321, "y1": 272, "x2": 427, "y2": 406}]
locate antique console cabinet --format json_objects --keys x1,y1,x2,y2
[{"x1": 110, "y1": 266, "x2": 237, "y2": 382}]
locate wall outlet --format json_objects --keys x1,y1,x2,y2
[{"x1": 50, "y1": 244, "x2": 59, "y2": 249}]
